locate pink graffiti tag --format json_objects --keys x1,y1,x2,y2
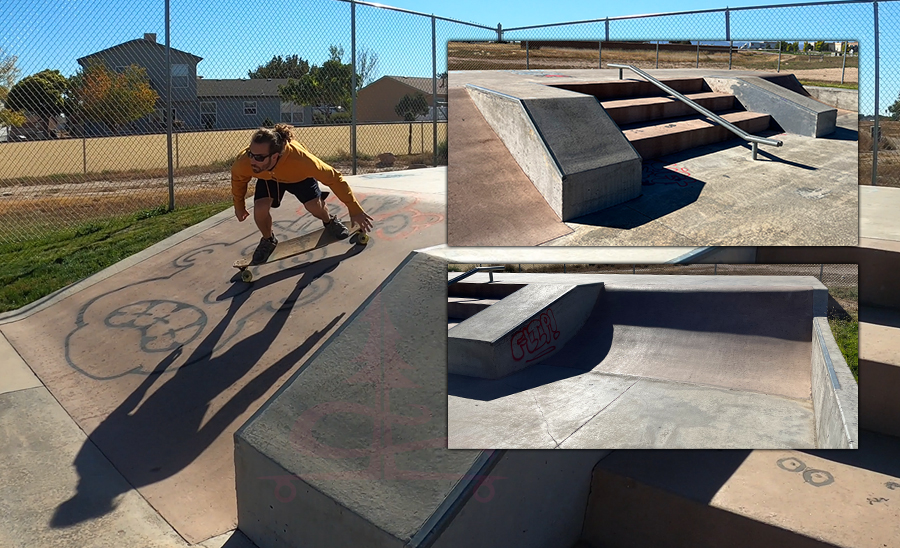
[{"x1": 510, "y1": 309, "x2": 561, "y2": 363}]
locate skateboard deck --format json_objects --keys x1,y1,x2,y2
[{"x1": 234, "y1": 221, "x2": 369, "y2": 282}]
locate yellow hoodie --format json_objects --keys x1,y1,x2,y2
[{"x1": 231, "y1": 140, "x2": 364, "y2": 216}]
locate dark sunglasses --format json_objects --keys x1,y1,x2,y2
[{"x1": 247, "y1": 150, "x2": 275, "y2": 162}]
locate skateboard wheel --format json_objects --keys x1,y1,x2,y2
[
  {"x1": 358, "y1": 233, "x2": 370, "y2": 245},
  {"x1": 241, "y1": 270, "x2": 253, "y2": 283}
]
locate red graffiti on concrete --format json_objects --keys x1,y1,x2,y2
[{"x1": 510, "y1": 309, "x2": 561, "y2": 363}]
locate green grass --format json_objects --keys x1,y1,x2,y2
[
  {"x1": 799, "y1": 80, "x2": 859, "y2": 90},
  {"x1": 828, "y1": 316, "x2": 859, "y2": 382},
  {"x1": 0, "y1": 201, "x2": 232, "y2": 313}
]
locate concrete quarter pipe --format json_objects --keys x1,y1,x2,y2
[{"x1": 448, "y1": 273, "x2": 857, "y2": 450}]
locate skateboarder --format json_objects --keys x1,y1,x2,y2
[{"x1": 231, "y1": 124, "x2": 374, "y2": 264}]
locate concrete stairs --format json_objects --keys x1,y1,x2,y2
[
  {"x1": 557, "y1": 78, "x2": 772, "y2": 161},
  {"x1": 447, "y1": 281, "x2": 525, "y2": 328}
]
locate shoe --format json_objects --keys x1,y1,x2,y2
[
  {"x1": 251, "y1": 235, "x2": 278, "y2": 265},
  {"x1": 324, "y1": 215, "x2": 350, "y2": 239}
]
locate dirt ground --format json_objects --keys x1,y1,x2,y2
[{"x1": 785, "y1": 67, "x2": 858, "y2": 83}]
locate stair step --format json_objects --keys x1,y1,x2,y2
[
  {"x1": 447, "y1": 281, "x2": 526, "y2": 300},
  {"x1": 601, "y1": 92, "x2": 736, "y2": 126},
  {"x1": 622, "y1": 111, "x2": 771, "y2": 160},
  {"x1": 447, "y1": 296, "x2": 501, "y2": 320},
  {"x1": 580, "y1": 433, "x2": 900, "y2": 548},
  {"x1": 553, "y1": 78, "x2": 707, "y2": 100}
]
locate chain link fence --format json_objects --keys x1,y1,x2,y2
[
  {"x1": 0, "y1": 0, "x2": 496, "y2": 244},
  {"x1": 453, "y1": 0, "x2": 896, "y2": 191},
  {"x1": 1, "y1": 0, "x2": 897, "y2": 244}
]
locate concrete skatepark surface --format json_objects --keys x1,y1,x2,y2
[
  {"x1": 0, "y1": 164, "x2": 895, "y2": 548},
  {"x1": 0, "y1": 169, "x2": 445, "y2": 547},
  {"x1": 447, "y1": 69, "x2": 858, "y2": 247},
  {"x1": 448, "y1": 273, "x2": 855, "y2": 449}
]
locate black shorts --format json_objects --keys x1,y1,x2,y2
[{"x1": 254, "y1": 177, "x2": 327, "y2": 208}]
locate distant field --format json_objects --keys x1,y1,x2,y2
[
  {"x1": 859, "y1": 120, "x2": 900, "y2": 187},
  {"x1": 448, "y1": 41, "x2": 858, "y2": 85}
]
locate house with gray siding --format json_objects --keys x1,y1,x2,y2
[
  {"x1": 196, "y1": 78, "x2": 312, "y2": 130},
  {"x1": 76, "y1": 33, "x2": 203, "y2": 135}
]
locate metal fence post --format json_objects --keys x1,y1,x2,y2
[
  {"x1": 605, "y1": 18, "x2": 609, "y2": 42},
  {"x1": 497, "y1": 23, "x2": 503, "y2": 42},
  {"x1": 725, "y1": 8, "x2": 732, "y2": 70},
  {"x1": 432, "y1": 15, "x2": 438, "y2": 167},
  {"x1": 696, "y1": 41, "x2": 700, "y2": 68},
  {"x1": 165, "y1": 0, "x2": 174, "y2": 211},
  {"x1": 778, "y1": 41, "x2": 782, "y2": 72},
  {"x1": 820, "y1": 264, "x2": 824, "y2": 282},
  {"x1": 656, "y1": 40, "x2": 660, "y2": 68},
  {"x1": 841, "y1": 41, "x2": 847, "y2": 83},
  {"x1": 598, "y1": 39, "x2": 602, "y2": 69},
  {"x1": 873, "y1": 1, "x2": 880, "y2": 186},
  {"x1": 351, "y1": 0, "x2": 357, "y2": 175}
]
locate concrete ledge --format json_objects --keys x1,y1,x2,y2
[
  {"x1": 465, "y1": 84, "x2": 642, "y2": 220},
  {"x1": 235, "y1": 251, "x2": 486, "y2": 548},
  {"x1": 811, "y1": 317, "x2": 859, "y2": 448},
  {"x1": 448, "y1": 283, "x2": 604, "y2": 379},
  {"x1": 805, "y1": 86, "x2": 858, "y2": 112},
  {"x1": 705, "y1": 75, "x2": 837, "y2": 137}
]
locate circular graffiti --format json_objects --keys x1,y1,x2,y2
[
  {"x1": 105, "y1": 300, "x2": 206, "y2": 353},
  {"x1": 776, "y1": 457, "x2": 806, "y2": 473},
  {"x1": 802, "y1": 468, "x2": 835, "y2": 487}
]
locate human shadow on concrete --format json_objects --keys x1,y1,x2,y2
[{"x1": 50, "y1": 250, "x2": 355, "y2": 529}]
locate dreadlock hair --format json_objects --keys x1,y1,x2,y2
[{"x1": 250, "y1": 124, "x2": 294, "y2": 155}]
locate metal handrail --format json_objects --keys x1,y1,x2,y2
[
  {"x1": 607, "y1": 63, "x2": 783, "y2": 160},
  {"x1": 448, "y1": 266, "x2": 505, "y2": 286}
]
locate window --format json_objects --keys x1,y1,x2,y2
[
  {"x1": 244, "y1": 101, "x2": 257, "y2": 116},
  {"x1": 201, "y1": 102, "x2": 217, "y2": 130},
  {"x1": 280, "y1": 102, "x2": 304, "y2": 124},
  {"x1": 171, "y1": 64, "x2": 188, "y2": 88}
]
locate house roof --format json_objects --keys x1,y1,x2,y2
[
  {"x1": 77, "y1": 39, "x2": 203, "y2": 65},
  {"x1": 197, "y1": 78, "x2": 291, "y2": 98},
  {"x1": 375, "y1": 76, "x2": 448, "y2": 96}
]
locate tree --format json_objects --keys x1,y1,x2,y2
[
  {"x1": 278, "y1": 45, "x2": 361, "y2": 123},
  {"x1": 887, "y1": 93, "x2": 900, "y2": 121},
  {"x1": 5, "y1": 69, "x2": 67, "y2": 138},
  {"x1": 0, "y1": 48, "x2": 26, "y2": 130},
  {"x1": 395, "y1": 92, "x2": 429, "y2": 155},
  {"x1": 357, "y1": 47, "x2": 379, "y2": 87},
  {"x1": 248, "y1": 54, "x2": 310, "y2": 79},
  {"x1": 69, "y1": 63, "x2": 159, "y2": 134}
]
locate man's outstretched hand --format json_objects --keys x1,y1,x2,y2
[{"x1": 351, "y1": 211, "x2": 375, "y2": 233}]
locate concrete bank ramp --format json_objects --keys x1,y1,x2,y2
[
  {"x1": 447, "y1": 87, "x2": 573, "y2": 246},
  {"x1": 448, "y1": 273, "x2": 857, "y2": 450},
  {"x1": 0, "y1": 185, "x2": 446, "y2": 544},
  {"x1": 234, "y1": 251, "x2": 610, "y2": 548}
]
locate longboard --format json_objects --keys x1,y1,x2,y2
[{"x1": 234, "y1": 221, "x2": 369, "y2": 282}]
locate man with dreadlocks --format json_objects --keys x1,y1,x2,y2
[{"x1": 231, "y1": 124, "x2": 374, "y2": 264}]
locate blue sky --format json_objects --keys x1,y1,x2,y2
[{"x1": 1, "y1": 0, "x2": 897, "y2": 114}]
